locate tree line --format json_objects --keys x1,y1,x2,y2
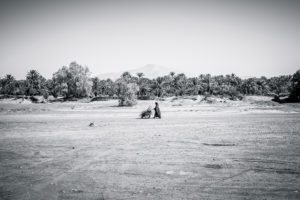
[{"x1": 1, "y1": 62, "x2": 299, "y2": 103}]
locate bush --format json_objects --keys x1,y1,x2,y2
[
  {"x1": 140, "y1": 107, "x2": 152, "y2": 118},
  {"x1": 91, "y1": 95, "x2": 110, "y2": 101},
  {"x1": 119, "y1": 97, "x2": 137, "y2": 106},
  {"x1": 30, "y1": 96, "x2": 47, "y2": 103},
  {"x1": 289, "y1": 69, "x2": 300, "y2": 102},
  {"x1": 118, "y1": 83, "x2": 138, "y2": 106},
  {"x1": 137, "y1": 95, "x2": 155, "y2": 100}
]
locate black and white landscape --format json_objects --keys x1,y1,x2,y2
[{"x1": 0, "y1": 1, "x2": 300, "y2": 200}]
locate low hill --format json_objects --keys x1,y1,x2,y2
[{"x1": 98, "y1": 64, "x2": 184, "y2": 80}]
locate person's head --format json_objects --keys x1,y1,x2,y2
[{"x1": 155, "y1": 102, "x2": 158, "y2": 106}]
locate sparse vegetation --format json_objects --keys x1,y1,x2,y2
[
  {"x1": 52, "y1": 62, "x2": 92, "y2": 98},
  {"x1": 140, "y1": 107, "x2": 152, "y2": 118},
  {"x1": 0, "y1": 62, "x2": 299, "y2": 103},
  {"x1": 0, "y1": 100, "x2": 299, "y2": 199},
  {"x1": 290, "y1": 69, "x2": 300, "y2": 102},
  {"x1": 116, "y1": 72, "x2": 138, "y2": 106}
]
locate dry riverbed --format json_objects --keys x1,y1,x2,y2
[{"x1": 0, "y1": 97, "x2": 300, "y2": 199}]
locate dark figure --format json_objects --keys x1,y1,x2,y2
[{"x1": 154, "y1": 102, "x2": 161, "y2": 119}]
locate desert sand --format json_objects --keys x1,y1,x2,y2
[{"x1": 0, "y1": 96, "x2": 299, "y2": 199}]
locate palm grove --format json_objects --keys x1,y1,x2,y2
[{"x1": 1, "y1": 62, "x2": 299, "y2": 105}]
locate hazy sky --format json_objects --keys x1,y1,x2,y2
[{"x1": 0, "y1": 0, "x2": 299, "y2": 79}]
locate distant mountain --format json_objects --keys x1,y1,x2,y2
[{"x1": 98, "y1": 64, "x2": 183, "y2": 80}]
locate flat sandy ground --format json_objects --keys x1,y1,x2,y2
[{"x1": 0, "y1": 97, "x2": 300, "y2": 199}]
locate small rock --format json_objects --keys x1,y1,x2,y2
[
  {"x1": 72, "y1": 189, "x2": 84, "y2": 193},
  {"x1": 204, "y1": 164, "x2": 222, "y2": 169},
  {"x1": 166, "y1": 171, "x2": 174, "y2": 175},
  {"x1": 179, "y1": 171, "x2": 191, "y2": 175},
  {"x1": 89, "y1": 122, "x2": 95, "y2": 127}
]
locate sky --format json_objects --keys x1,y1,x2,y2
[{"x1": 0, "y1": 0, "x2": 299, "y2": 79}]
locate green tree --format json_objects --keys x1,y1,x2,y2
[
  {"x1": 289, "y1": 69, "x2": 300, "y2": 102},
  {"x1": 136, "y1": 72, "x2": 144, "y2": 79},
  {"x1": 104, "y1": 79, "x2": 115, "y2": 97},
  {"x1": 92, "y1": 77, "x2": 100, "y2": 96},
  {"x1": 121, "y1": 71, "x2": 132, "y2": 82},
  {"x1": 52, "y1": 62, "x2": 92, "y2": 98},
  {"x1": 15, "y1": 80, "x2": 27, "y2": 95},
  {"x1": 115, "y1": 73, "x2": 137, "y2": 106},
  {"x1": 169, "y1": 71, "x2": 175, "y2": 78},
  {"x1": 137, "y1": 77, "x2": 152, "y2": 97},
  {"x1": 173, "y1": 73, "x2": 187, "y2": 96},
  {"x1": 26, "y1": 70, "x2": 47, "y2": 96},
  {"x1": 151, "y1": 77, "x2": 166, "y2": 97},
  {"x1": 268, "y1": 75, "x2": 291, "y2": 96},
  {"x1": 136, "y1": 72, "x2": 144, "y2": 97},
  {"x1": 0, "y1": 74, "x2": 17, "y2": 95},
  {"x1": 44, "y1": 79, "x2": 59, "y2": 97},
  {"x1": 186, "y1": 77, "x2": 201, "y2": 95}
]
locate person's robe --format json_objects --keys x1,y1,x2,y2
[{"x1": 154, "y1": 105, "x2": 161, "y2": 118}]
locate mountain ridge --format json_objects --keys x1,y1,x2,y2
[{"x1": 97, "y1": 64, "x2": 259, "y2": 80}]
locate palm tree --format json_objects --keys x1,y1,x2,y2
[
  {"x1": 206, "y1": 74, "x2": 211, "y2": 94},
  {"x1": 290, "y1": 69, "x2": 300, "y2": 101},
  {"x1": 5, "y1": 74, "x2": 15, "y2": 82},
  {"x1": 174, "y1": 73, "x2": 187, "y2": 96},
  {"x1": 136, "y1": 72, "x2": 144, "y2": 79},
  {"x1": 92, "y1": 77, "x2": 100, "y2": 96},
  {"x1": 0, "y1": 74, "x2": 16, "y2": 95},
  {"x1": 136, "y1": 72, "x2": 144, "y2": 97},
  {"x1": 26, "y1": 70, "x2": 42, "y2": 95},
  {"x1": 167, "y1": 72, "x2": 176, "y2": 95},
  {"x1": 169, "y1": 71, "x2": 175, "y2": 78},
  {"x1": 189, "y1": 77, "x2": 200, "y2": 95},
  {"x1": 121, "y1": 71, "x2": 132, "y2": 79},
  {"x1": 121, "y1": 71, "x2": 132, "y2": 83},
  {"x1": 152, "y1": 77, "x2": 165, "y2": 97}
]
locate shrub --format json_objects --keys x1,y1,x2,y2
[
  {"x1": 140, "y1": 107, "x2": 152, "y2": 118},
  {"x1": 137, "y1": 95, "x2": 155, "y2": 100},
  {"x1": 118, "y1": 83, "x2": 137, "y2": 106},
  {"x1": 289, "y1": 69, "x2": 300, "y2": 102},
  {"x1": 91, "y1": 95, "x2": 110, "y2": 101}
]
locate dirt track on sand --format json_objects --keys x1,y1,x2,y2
[{"x1": 0, "y1": 100, "x2": 300, "y2": 199}]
